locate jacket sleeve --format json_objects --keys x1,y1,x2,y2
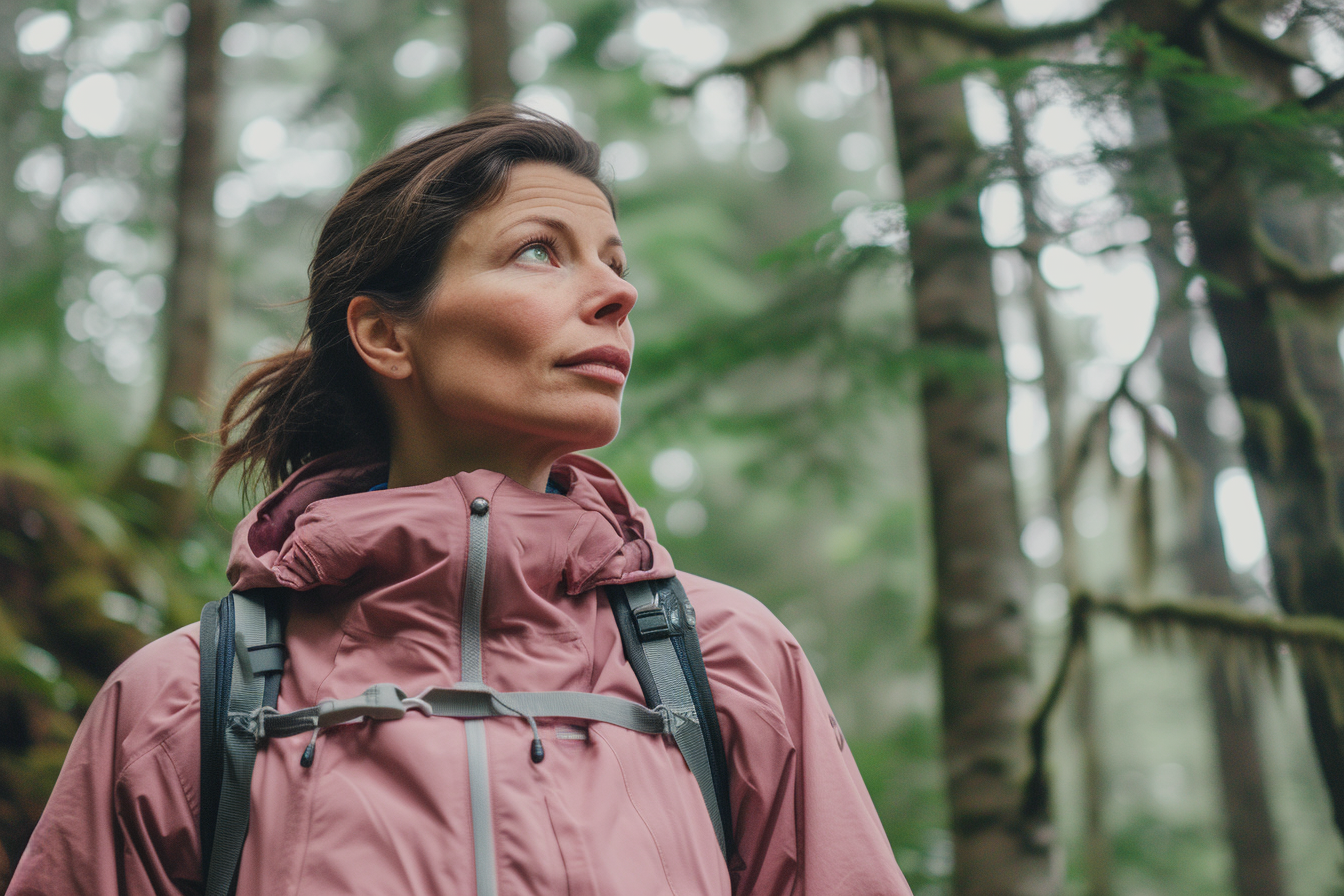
[
  {"x1": 689, "y1": 579, "x2": 912, "y2": 896},
  {"x1": 7, "y1": 626, "x2": 204, "y2": 896}
]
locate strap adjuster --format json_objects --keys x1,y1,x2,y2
[
  {"x1": 634, "y1": 602, "x2": 671, "y2": 640},
  {"x1": 316, "y1": 683, "x2": 408, "y2": 728},
  {"x1": 634, "y1": 587, "x2": 689, "y2": 641}
]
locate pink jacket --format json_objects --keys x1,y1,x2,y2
[{"x1": 9, "y1": 454, "x2": 910, "y2": 896}]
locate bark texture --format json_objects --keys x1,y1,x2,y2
[
  {"x1": 113, "y1": 0, "x2": 226, "y2": 537},
  {"x1": 880, "y1": 23, "x2": 1058, "y2": 896}
]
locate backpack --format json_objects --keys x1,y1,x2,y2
[{"x1": 198, "y1": 575, "x2": 732, "y2": 896}]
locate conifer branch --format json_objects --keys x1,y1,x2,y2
[
  {"x1": 1085, "y1": 592, "x2": 1344, "y2": 653},
  {"x1": 674, "y1": 0, "x2": 1120, "y2": 95},
  {"x1": 1022, "y1": 593, "x2": 1088, "y2": 820},
  {"x1": 1055, "y1": 302, "x2": 1185, "y2": 507}
]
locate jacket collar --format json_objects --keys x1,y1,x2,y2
[{"x1": 226, "y1": 452, "x2": 675, "y2": 597}]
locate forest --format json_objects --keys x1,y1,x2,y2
[{"x1": 3, "y1": 0, "x2": 1344, "y2": 893}]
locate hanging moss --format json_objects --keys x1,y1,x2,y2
[{"x1": 1023, "y1": 589, "x2": 1344, "y2": 822}]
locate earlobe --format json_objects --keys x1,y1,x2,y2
[{"x1": 347, "y1": 295, "x2": 412, "y2": 381}]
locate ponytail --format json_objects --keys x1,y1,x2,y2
[{"x1": 209, "y1": 338, "x2": 386, "y2": 498}]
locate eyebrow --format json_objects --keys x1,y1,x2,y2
[{"x1": 511, "y1": 215, "x2": 623, "y2": 250}]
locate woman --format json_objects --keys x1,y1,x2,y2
[{"x1": 9, "y1": 106, "x2": 910, "y2": 896}]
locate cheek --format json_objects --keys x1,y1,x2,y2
[
  {"x1": 470, "y1": 318, "x2": 556, "y2": 370},
  {"x1": 421, "y1": 304, "x2": 552, "y2": 366}
]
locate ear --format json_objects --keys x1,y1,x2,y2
[{"x1": 347, "y1": 295, "x2": 412, "y2": 381}]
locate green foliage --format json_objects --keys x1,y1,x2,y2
[
  {"x1": 944, "y1": 25, "x2": 1344, "y2": 201},
  {"x1": 1108, "y1": 810, "x2": 1230, "y2": 896},
  {"x1": 10, "y1": 0, "x2": 1344, "y2": 888},
  {"x1": 0, "y1": 451, "x2": 167, "y2": 867}
]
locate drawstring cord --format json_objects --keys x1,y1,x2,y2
[
  {"x1": 276, "y1": 686, "x2": 563, "y2": 769},
  {"x1": 491, "y1": 692, "x2": 545, "y2": 763}
]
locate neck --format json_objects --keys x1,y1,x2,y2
[{"x1": 385, "y1": 437, "x2": 555, "y2": 493}]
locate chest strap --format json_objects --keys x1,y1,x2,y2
[
  {"x1": 201, "y1": 571, "x2": 733, "y2": 896},
  {"x1": 235, "y1": 682, "x2": 672, "y2": 741}
]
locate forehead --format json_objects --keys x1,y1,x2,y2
[{"x1": 469, "y1": 162, "x2": 616, "y2": 233}]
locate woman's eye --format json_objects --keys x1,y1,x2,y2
[{"x1": 520, "y1": 244, "x2": 551, "y2": 264}]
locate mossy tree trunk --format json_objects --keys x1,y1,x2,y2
[
  {"x1": 879, "y1": 22, "x2": 1058, "y2": 896},
  {"x1": 1120, "y1": 0, "x2": 1344, "y2": 838},
  {"x1": 1155, "y1": 304, "x2": 1287, "y2": 896},
  {"x1": 1126, "y1": 78, "x2": 1288, "y2": 896}
]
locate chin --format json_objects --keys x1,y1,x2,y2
[
  {"x1": 578, "y1": 421, "x2": 622, "y2": 451},
  {"x1": 555, "y1": 410, "x2": 622, "y2": 453}
]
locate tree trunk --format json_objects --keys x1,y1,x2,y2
[
  {"x1": 1127, "y1": 78, "x2": 1289, "y2": 896},
  {"x1": 463, "y1": 0, "x2": 515, "y2": 108},
  {"x1": 1286, "y1": 310, "x2": 1344, "y2": 522},
  {"x1": 1012, "y1": 85, "x2": 1112, "y2": 896},
  {"x1": 112, "y1": 0, "x2": 226, "y2": 538},
  {"x1": 1120, "y1": 0, "x2": 1344, "y2": 839},
  {"x1": 1156, "y1": 304, "x2": 1287, "y2": 896},
  {"x1": 879, "y1": 22, "x2": 1058, "y2": 896},
  {"x1": 1004, "y1": 83, "x2": 1113, "y2": 896}
]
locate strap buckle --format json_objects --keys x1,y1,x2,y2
[
  {"x1": 315, "y1": 683, "x2": 408, "y2": 728},
  {"x1": 633, "y1": 587, "x2": 685, "y2": 642}
]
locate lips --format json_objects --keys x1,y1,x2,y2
[{"x1": 556, "y1": 346, "x2": 632, "y2": 384}]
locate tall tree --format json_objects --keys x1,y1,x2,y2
[
  {"x1": 1114, "y1": 0, "x2": 1344, "y2": 835},
  {"x1": 683, "y1": 4, "x2": 1074, "y2": 889},
  {"x1": 1155, "y1": 307, "x2": 1288, "y2": 896},
  {"x1": 879, "y1": 22, "x2": 1057, "y2": 893},
  {"x1": 464, "y1": 0, "x2": 515, "y2": 107},
  {"x1": 112, "y1": 0, "x2": 228, "y2": 537},
  {"x1": 1125, "y1": 77, "x2": 1287, "y2": 896}
]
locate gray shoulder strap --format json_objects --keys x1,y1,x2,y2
[
  {"x1": 203, "y1": 592, "x2": 271, "y2": 896},
  {"x1": 617, "y1": 579, "x2": 730, "y2": 857}
]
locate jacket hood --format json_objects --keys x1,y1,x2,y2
[{"x1": 226, "y1": 451, "x2": 675, "y2": 598}]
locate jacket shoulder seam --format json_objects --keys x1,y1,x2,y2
[{"x1": 114, "y1": 729, "x2": 194, "y2": 811}]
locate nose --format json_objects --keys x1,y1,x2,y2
[{"x1": 588, "y1": 264, "x2": 637, "y2": 325}]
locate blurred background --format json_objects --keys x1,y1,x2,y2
[{"x1": 3, "y1": 0, "x2": 1344, "y2": 893}]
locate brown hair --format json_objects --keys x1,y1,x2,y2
[{"x1": 211, "y1": 105, "x2": 612, "y2": 497}]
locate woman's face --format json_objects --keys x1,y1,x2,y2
[{"x1": 392, "y1": 161, "x2": 637, "y2": 480}]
